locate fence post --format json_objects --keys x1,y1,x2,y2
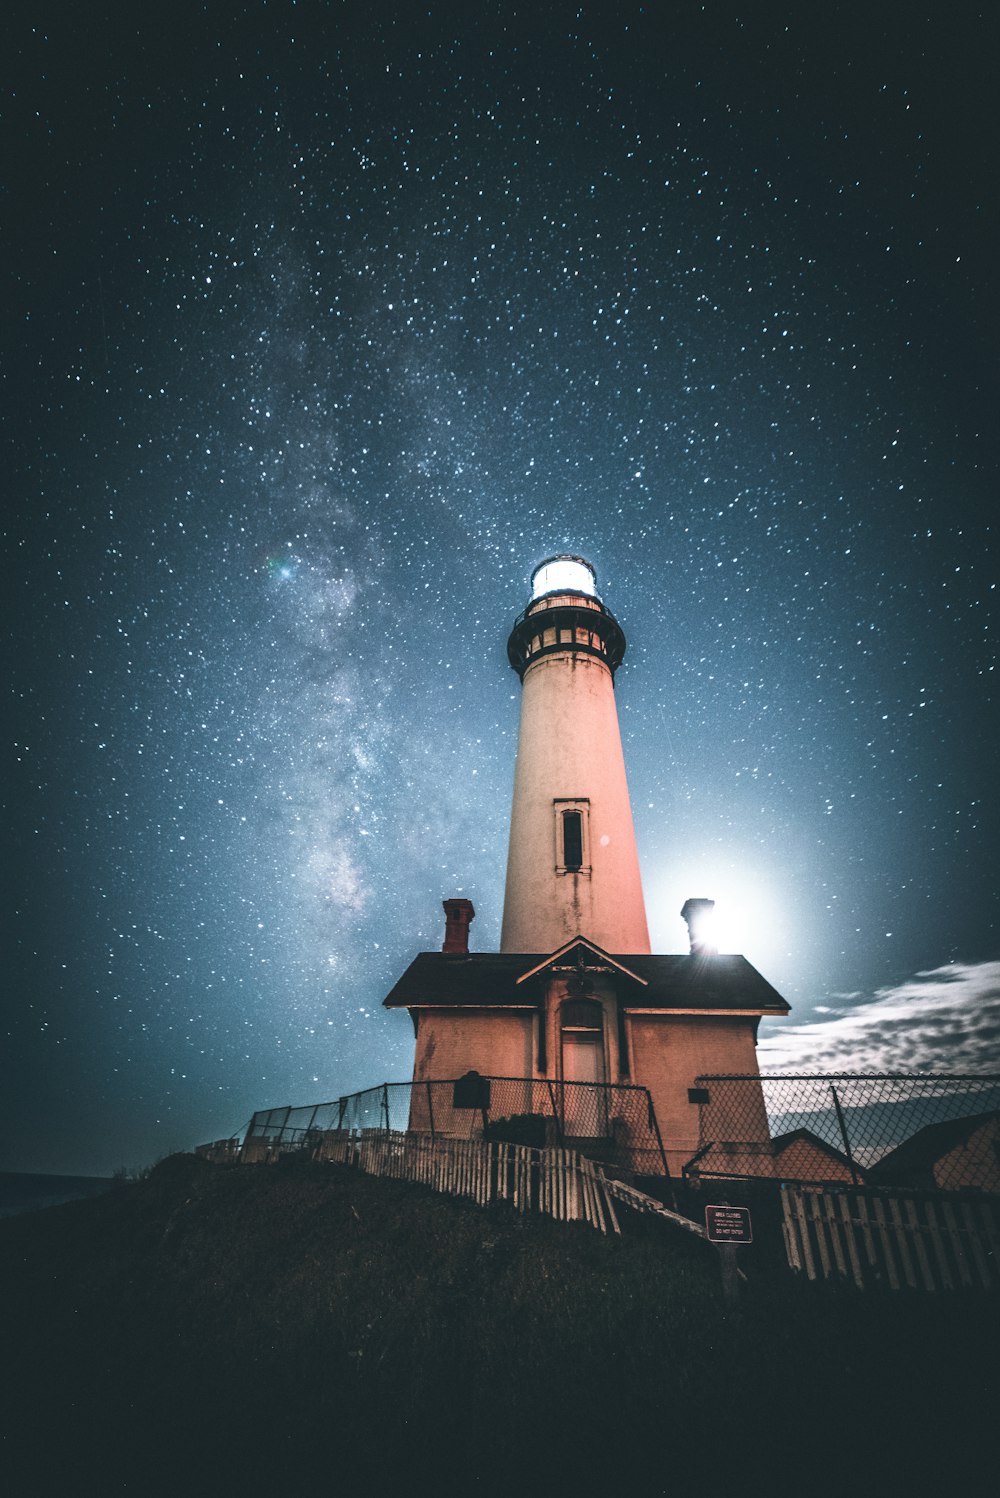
[
  {"x1": 382, "y1": 1083, "x2": 391, "y2": 1134},
  {"x1": 830, "y1": 1083, "x2": 859, "y2": 1186},
  {"x1": 545, "y1": 1079, "x2": 564, "y2": 1144},
  {"x1": 426, "y1": 1081, "x2": 435, "y2": 1141},
  {"x1": 645, "y1": 1088, "x2": 672, "y2": 1184},
  {"x1": 718, "y1": 1244, "x2": 740, "y2": 1307}
]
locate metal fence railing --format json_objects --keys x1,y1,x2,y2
[
  {"x1": 685, "y1": 1074, "x2": 1000, "y2": 1191},
  {"x1": 240, "y1": 1075, "x2": 669, "y2": 1178},
  {"x1": 193, "y1": 1138, "x2": 241, "y2": 1164}
]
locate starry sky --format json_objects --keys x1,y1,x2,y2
[{"x1": 5, "y1": 3, "x2": 998, "y2": 1175}]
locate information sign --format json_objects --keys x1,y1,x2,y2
[{"x1": 704, "y1": 1205, "x2": 752, "y2": 1244}]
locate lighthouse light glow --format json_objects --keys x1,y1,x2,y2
[{"x1": 531, "y1": 556, "x2": 598, "y2": 600}]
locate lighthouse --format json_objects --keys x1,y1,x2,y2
[
  {"x1": 500, "y1": 555, "x2": 650, "y2": 955},
  {"x1": 383, "y1": 553, "x2": 788, "y2": 1171}
]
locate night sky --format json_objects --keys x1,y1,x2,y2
[{"x1": 5, "y1": 3, "x2": 998, "y2": 1175}]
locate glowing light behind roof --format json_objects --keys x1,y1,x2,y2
[{"x1": 531, "y1": 556, "x2": 598, "y2": 600}]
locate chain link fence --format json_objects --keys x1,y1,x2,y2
[
  {"x1": 685, "y1": 1074, "x2": 1000, "y2": 1191},
  {"x1": 240, "y1": 1074, "x2": 668, "y2": 1178}
]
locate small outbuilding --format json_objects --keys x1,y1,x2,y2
[{"x1": 869, "y1": 1111, "x2": 1000, "y2": 1192}]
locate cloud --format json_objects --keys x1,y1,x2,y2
[{"x1": 758, "y1": 961, "x2": 1000, "y2": 1073}]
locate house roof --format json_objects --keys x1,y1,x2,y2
[
  {"x1": 770, "y1": 1128, "x2": 858, "y2": 1170},
  {"x1": 381, "y1": 948, "x2": 790, "y2": 1015},
  {"x1": 868, "y1": 1110, "x2": 1000, "y2": 1177},
  {"x1": 514, "y1": 936, "x2": 649, "y2": 987}
]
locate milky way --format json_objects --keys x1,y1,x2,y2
[{"x1": 5, "y1": 5, "x2": 998, "y2": 1172}]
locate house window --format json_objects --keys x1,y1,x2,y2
[{"x1": 554, "y1": 798, "x2": 590, "y2": 874}]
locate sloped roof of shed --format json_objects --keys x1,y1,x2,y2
[{"x1": 868, "y1": 1110, "x2": 1000, "y2": 1175}]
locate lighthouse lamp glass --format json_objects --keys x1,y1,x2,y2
[{"x1": 531, "y1": 557, "x2": 598, "y2": 600}]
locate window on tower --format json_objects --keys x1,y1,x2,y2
[
  {"x1": 554, "y1": 798, "x2": 590, "y2": 875},
  {"x1": 562, "y1": 811, "x2": 583, "y2": 871}
]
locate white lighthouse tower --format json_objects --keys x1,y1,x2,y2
[{"x1": 500, "y1": 555, "x2": 650, "y2": 955}]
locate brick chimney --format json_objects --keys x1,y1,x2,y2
[
  {"x1": 681, "y1": 898, "x2": 717, "y2": 958},
  {"x1": 442, "y1": 897, "x2": 475, "y2": 954}
]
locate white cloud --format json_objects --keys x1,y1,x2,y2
[{"x1": 758, "y1": 960, "x2": 1000, "y2": 1073}]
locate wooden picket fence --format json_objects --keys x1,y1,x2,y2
[
  {"x1": 320, "y1": 1128, "x2": 711, "y2": 1240},
  {"x1": 318, "y1": 1128, "x2": 623, "y2": 1234},
  {"x1": 782, "y1": 1184, "x2": 1000, "y2": 1291}
]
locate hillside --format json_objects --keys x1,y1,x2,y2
[
  {"x1": 0, "y1": 1171, "x2": 113, "y2": 1219},
  {"x1": 0, "y1": 1154, "x2": 995, "y2": 1496}
]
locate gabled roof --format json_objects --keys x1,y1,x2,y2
[
  {"x1": 868, "y1": 1110, "x2": 1000, "y2": 1177},
  {"x1": 514, "y1": 936, "x2": 648, "y2": 987},
  {"x1": 381, "y1": 948, "x2": 790, "y2": 1015},
  {"x1": 770, "y1": 1128, "x2": 858, "y2": 1170},
  {"x1": 685, "y1": 1127, "x2": 861, "y2": 1183},
  {"x1": 621, "y1": 953, "x2": 789, "y2": 1013}
]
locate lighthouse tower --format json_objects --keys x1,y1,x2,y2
[
  {"x1": 382, "y1": 551, "x2": 789, "y2": 1172},
  {"x1": 500, "y1": 555, "x2": 650, "y2": 955}
]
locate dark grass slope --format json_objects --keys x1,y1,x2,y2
[{"x1": 0, "y1": 1154, "x2": 995, "y2": 1497}]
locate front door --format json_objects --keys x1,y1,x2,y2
[{"x1": 560, "y1": 1001, "x2": 608, "y2": 1137}]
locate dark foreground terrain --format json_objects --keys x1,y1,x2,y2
[
  {"x1": 0, "y1": 1154, "x2": 995, "y2": 1496},
  {"x1": 0, "y1": 1171, "x2": 113, "y2": 1219}
]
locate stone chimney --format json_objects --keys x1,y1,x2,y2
[
  {"x1": 442, "y1": 897, "x2": 475, "y2": 954},
  {"x1": 681, "y1": 898, "x2": 717, "y2": 958}
]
